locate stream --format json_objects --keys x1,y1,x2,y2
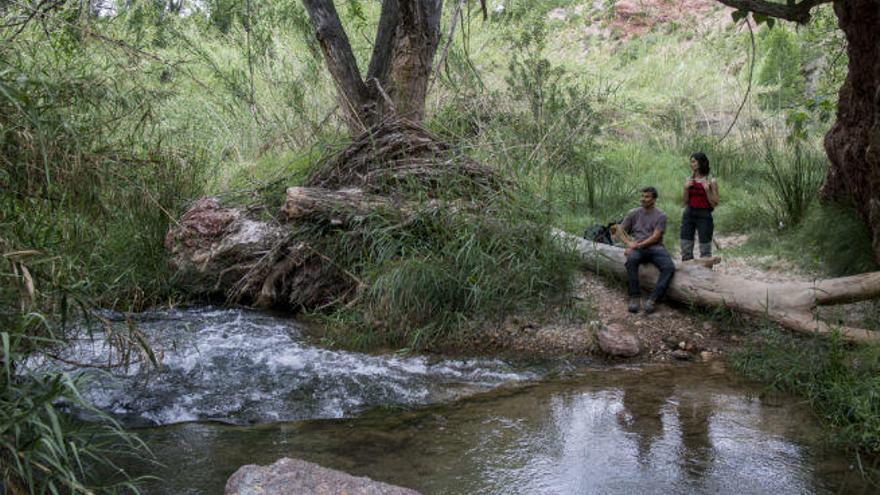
[{"x1": 41, "y1": 308, "x2": 872, "y2": 494}]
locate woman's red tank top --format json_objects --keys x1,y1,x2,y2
[{"x1": 687, "y1": 180, "x2": 712, "y2": 209}]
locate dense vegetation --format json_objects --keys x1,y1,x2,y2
[{"x1": 2, "y1": 0, "x2": 879, "y2": 490}]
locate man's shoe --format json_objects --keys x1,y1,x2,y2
[
  {"x1": 644, "y1": 299, "x2": 656, "y2": 314},
  {"x1": 627, "y1": 298, "x2": 640, "y2": 313}
]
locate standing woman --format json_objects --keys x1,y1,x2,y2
[{"x1": 680, "y1": 152, "x2": 719, "y2": 260}]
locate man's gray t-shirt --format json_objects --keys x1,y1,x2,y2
[{"x1": 620, "y1": 207, "x2": 667, "y2": 244}]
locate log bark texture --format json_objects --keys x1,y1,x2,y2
[
  {"x1": 167, "y1": 120, "x2": 502, "y2": 311},
  {"x1": 563, "y1": 231, "x2": 880, "y2": 343}
]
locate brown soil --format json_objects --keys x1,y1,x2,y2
[{"x1": 471, "y1": 269, "x2": 746, "y2": 364}]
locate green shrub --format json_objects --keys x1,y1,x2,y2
[
  {"x1": 1, "y1": 330, "x2": 149, "y2": 494},
  {"x1": 793, "y1": 204, "x2": 879, "y2": 276},
  {"x1": 758, "y1": 138, "x2": 827, "y2": 229},
  {"x1": 314, "y1": 194, "x2": 579, "y2": 350},
  {"x1": 757, "y1": 27, "x2": 806, "y2": 110}
]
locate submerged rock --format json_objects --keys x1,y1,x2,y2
[
  {"x1": 597, "y1": 323, "x2": 641, "y2": 357},
  {"x1": 225, "y1": 458, "x2": 420, "y2": 495}
]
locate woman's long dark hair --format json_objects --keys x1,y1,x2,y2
[{"x1": 690, "y1": 152, "x2": 710, "y2": 176}]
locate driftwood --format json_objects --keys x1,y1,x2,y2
[{"x1": 561, "y1": 231, "x2": 880, "y2": 344}]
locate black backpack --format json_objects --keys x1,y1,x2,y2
[{"x1": 583, "y1": 221, "x2": 618, "y2": 245}]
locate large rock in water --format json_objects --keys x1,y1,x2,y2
[
  {"x1": 224, "y1": 458, "x2": 421, "y2": 495},
  {"x1": 597, "y1": 323, "x2": 641, "y2": 357}
]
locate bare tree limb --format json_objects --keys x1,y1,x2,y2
[
  {"x1": 429, "y1": 0, "x2": 465, "y2": 91},
  {"x1": 302, "y1": 0, "x2": 375, "y2": 129},
  {"x1": 719, "y1": 18, "x2": 755, "y2": 143},
  {"x1": 366, "y1": 0, "x2": 400, "y2": 84}
]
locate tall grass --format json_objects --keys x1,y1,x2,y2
[
  {"x1": 758, "y1": 137, "x2": 827, "y2": 228},
  {"x1": 309, "y1": 188, "x2": 580, "y2": 350},
  {"x1": 1, "y1": 330, "x2": 150, "y2": 493}
]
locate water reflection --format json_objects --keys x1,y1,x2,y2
[
  {"x1": 676, "y1": 391, "x2": 714, "y2": 479},
  {"x1": 618, "y1": 372, "x2": 675, "y2": 464},
  {"x1": 126, "y1": 363, "x2": 868, "y2": 494}
]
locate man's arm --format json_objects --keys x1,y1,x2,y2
[{"x1": 632, "y1": 228, "x2": 663, "y2": 250}]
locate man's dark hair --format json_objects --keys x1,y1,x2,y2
[
  {"x1": 690, "y1": 151, "x2": 710, "y2": 176},
  {"x1": 641, "y1": 186, "x2": 658, "y2": 199}
]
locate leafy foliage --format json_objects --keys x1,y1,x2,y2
[
  {"x1": 1, "y1": 331, "x2": 149, "y2": 494},
  {"x1": 757, "y1": 27, "x2": 806, "y2": 110}
]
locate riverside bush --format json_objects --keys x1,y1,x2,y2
[
  {"x1": 756, "y1": 27, "x2": 807, "y2": 111},
  {"x1": 0, "y1": 329, "x2": 148, "y2": 493},
  {"x1": 309, "y1": 192, "x2": 580, "y2": 350},
  {"x1": 758, "y1": 138, "x2": 827, "y2": 229}
]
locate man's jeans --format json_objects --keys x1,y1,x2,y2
[{"x1": 625, "y1": 245, "x2": 675, "y2": 301}]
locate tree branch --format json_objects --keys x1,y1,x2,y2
[
  {"x1": 714, "y1": 0, "x2": 831, "y2": 24},
  {"x1": 366, "y1": 0, "x2": 400, "y2": 84},
  {"x1": 302, "y1": 0, "x2": 373, "y2": 124}
]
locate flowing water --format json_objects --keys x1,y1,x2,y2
[
  {"x1": 38, "y1": 308, "x2": 538, "y2": 426},
  {"x1": 42, "y1": 308, "x2": 873, "y2": 494}
]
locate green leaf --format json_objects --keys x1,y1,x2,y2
[
  {"x1": 754, "y1": 13, "x2": 768, "y2": 25},
  {"x1": 731, "y1": 10, "x2": 749, "y2": 23}
]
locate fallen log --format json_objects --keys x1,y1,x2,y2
[
  {"x1": 559, "y1": 230, "x2": 880, "y2": 344},
  {"x1": 283, "y1": 186, "x2": 393, "y2": 222}
]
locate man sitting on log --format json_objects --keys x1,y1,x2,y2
[{"x1": 620, "y1": 186, "x2": 676, "y2": 314}]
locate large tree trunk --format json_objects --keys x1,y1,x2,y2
[
  {"x1": 386, "y1": 0, "x2": 443, "y2": 121},
  {"x1": 563, "y1": 232, "x2": 880, "y2": 344},
  {"x1": 822, "y1": 0, "x2": 880, "y2": 260},
  {"x1": 303, "y1": 0, "x2": 443, "y2": 133}
]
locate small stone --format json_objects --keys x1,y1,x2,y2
[
  {"x1": 672, "y1": 350, "x2": 693, "y2": 361},
  {"x1": 678, "y1": 341, "x2": 687, "y2": 349},
  {"x1": 662, "y1": 336, "x2": 679, "y2": 349},
  {"x1": 702, "y1": 322, "x2": 713, "y2": 332},
  {"x1": 700, "y1": 351, "x2": 714, "y2": 361},
  {"x1": 597, "y1": 323, "x2": 642, "y2": 357}
]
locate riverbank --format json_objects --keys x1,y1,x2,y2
[{"x1": 464, "y1": 269, "x2": 740, "y2": 363}]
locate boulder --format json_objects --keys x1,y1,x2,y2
[
  {"x1": 597, "y1": 323, "x2": 641, "y2": 357},
  {"x1": 225, "y1": 458, "x2": 421, "y2": 495}
]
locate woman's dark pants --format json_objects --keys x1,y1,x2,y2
[
  {"x1": 625, "y1": 245, "x2": 676, "y2": 301},
  {"x1": 680, "y1": 206, "x2": 714, "y2": 260}
]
